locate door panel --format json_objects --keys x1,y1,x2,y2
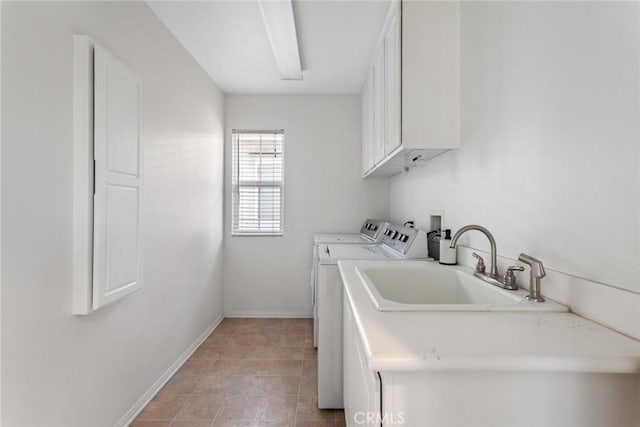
[
  {"x1": 93, "y1": 45, "x2": 143, "y2": 310},
  {"x1": 373, "y1": 47, "x2": 385, "y2": 165},
  {"x1": 385, "y1": 4, "x2": 402, "y2": 155}
]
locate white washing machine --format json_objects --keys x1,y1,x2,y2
[
  {"x1": 316, "y1": 223, "x2": 427, "y2": 409},
  {"x1": 311, "y1": 219, "x2": 388, "y2": 347}
]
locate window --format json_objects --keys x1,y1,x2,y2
[{"x1": 231, "y1": 130, "x2": 284, "y2": 235}]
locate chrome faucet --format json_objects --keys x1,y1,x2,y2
[
  {"x1": 450, "y1": 225, "x2": 499, "y2": 276},
  {"x1": 449, "y1": 225, "x2": 520, "y2": 290}
]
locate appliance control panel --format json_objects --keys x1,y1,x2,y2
[
  {"x1": 359, "y1": 219, "x2": 389, "y2": 241},
  {"x1": 380, "y1": 224, "x2": 426, "y2": 257}
]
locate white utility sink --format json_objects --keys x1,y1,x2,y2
[{"x1": 356, "y1": 263, "x2": 568, "y2": 312}]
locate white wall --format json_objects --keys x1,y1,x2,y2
[
  {"x1": 224, "y1": 95, "x2": 390, "y2": 316},
  {"x1": 390, "y1": 2, "x2": 640, "y2": 337},
  {"x1": 1, "y1": 2, "x2": 224, "y2": 425}
]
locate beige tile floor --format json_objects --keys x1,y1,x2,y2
[{"x1": 132, "y1": 318, "x2": 346, "y2": 427}]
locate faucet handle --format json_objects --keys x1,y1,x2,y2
[
  {"x1": 503, "y1": 265, "x2": 524, "y2": 289},
  {"x1": 472, "y1": 252, "x2": 486, "y2": 274}
]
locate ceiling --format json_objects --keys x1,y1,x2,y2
[{"x1": 146, "y1": 1, "x2": 391, "y2": 94}]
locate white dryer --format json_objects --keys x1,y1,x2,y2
[
  {"x1": 316, "y1": 224, "x2": 427, "y2": 409},
  {"x1": 311, "y1": 219, "x2": 388, "y2": 347}
]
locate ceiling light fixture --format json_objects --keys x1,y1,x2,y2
[{"x1": 257, "y1": 0, "x2": 303, "y2": 80}]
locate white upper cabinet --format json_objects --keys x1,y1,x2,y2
[{"x1": 361, "y1": 0, "x2": 461, "y2": 177}]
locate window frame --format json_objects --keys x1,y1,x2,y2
[{"x1": 231, "y1": 129, "x2": 285, "y2": 237}]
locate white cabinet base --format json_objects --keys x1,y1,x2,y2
[
  {"x1": 343, "y1": 281, "x2": 640, "y2": 427},
  {"x1": 375, "y1": 370, "x2": 639, "y2": 427}
]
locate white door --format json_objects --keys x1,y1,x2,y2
[
  {"x1": 384, "y1": 2, "x2": 402, "y2": 155},
  {"x1": 361, "y1": 82, "x2": 371, "y2": 174},
  {"x1": 344, "y1": 293, "x2": 380, "y2": 426},
  {"x1": 373, "y1": 46, "x2": 385, "y2": 165},
  {"x1": 366, "y1": 72, "x2": 376, "y2": 171},
  {"x1": 92, "y1": 45, "x2": 143, "y2": 310}
]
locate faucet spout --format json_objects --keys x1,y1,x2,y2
[{"x1": 450, "y1": 225, "x2": 498, "y2": 277}]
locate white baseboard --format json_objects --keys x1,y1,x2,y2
[
  {"x1": 115, "y1": 314, "x2": 224, "y2": 427},
  {"x1": 224, "y1": 310, "x2": 312, "y2": 318}
]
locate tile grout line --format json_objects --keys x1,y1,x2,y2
[
  {"x1": 169, "y1": 328, "x2": 228, "y2": 426},
  {"x1": 168, "y1": 347, "x2": 215, "y2": 426},
  {"x1": 212, "y1": 326, "x2": 248, "y2": 426},
  {"x1": 163, "y1": 376, "x2": 188, "y2": 423}
]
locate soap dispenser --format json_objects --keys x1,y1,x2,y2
[{"x1": 439, "y1": 229, "x2": 457, "y2": 265}]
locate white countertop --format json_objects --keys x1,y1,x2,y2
[{"x1": 339, "y1": 259, "x2": 640, "y2": 373}]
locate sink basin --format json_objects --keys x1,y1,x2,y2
[{"x1": 356, "y1": 263, "x2": 568, "y2": 312}]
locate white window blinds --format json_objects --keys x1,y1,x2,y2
[{"x1": 232, "y1": 131, "x2": 284, "y2": 235}]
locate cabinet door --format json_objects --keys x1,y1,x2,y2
[
  {"x1": 343, "y1": 294, "x2": 352, "y2": 417},
  {"x1": 361, "y1": 81, "x2": 371, "y2": 174},
  {"x1": 344, "y1": 293, "x2": 380, "y2": 426},
  {"x1": 372, "y1": 46, "x2": 385, "y2": 165},
  {"x1": 366, "y1": 73, "x2": 376, "y2": 171},
  {"x1": 384, "y1": 2, "x2": 401, "y2": 155},
  {"x1": 92, "y1": 45, "x2": 143, "y2": 310},
  {"x1": 343, "y1": 293, "x2": 356, "y2": 423}
]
